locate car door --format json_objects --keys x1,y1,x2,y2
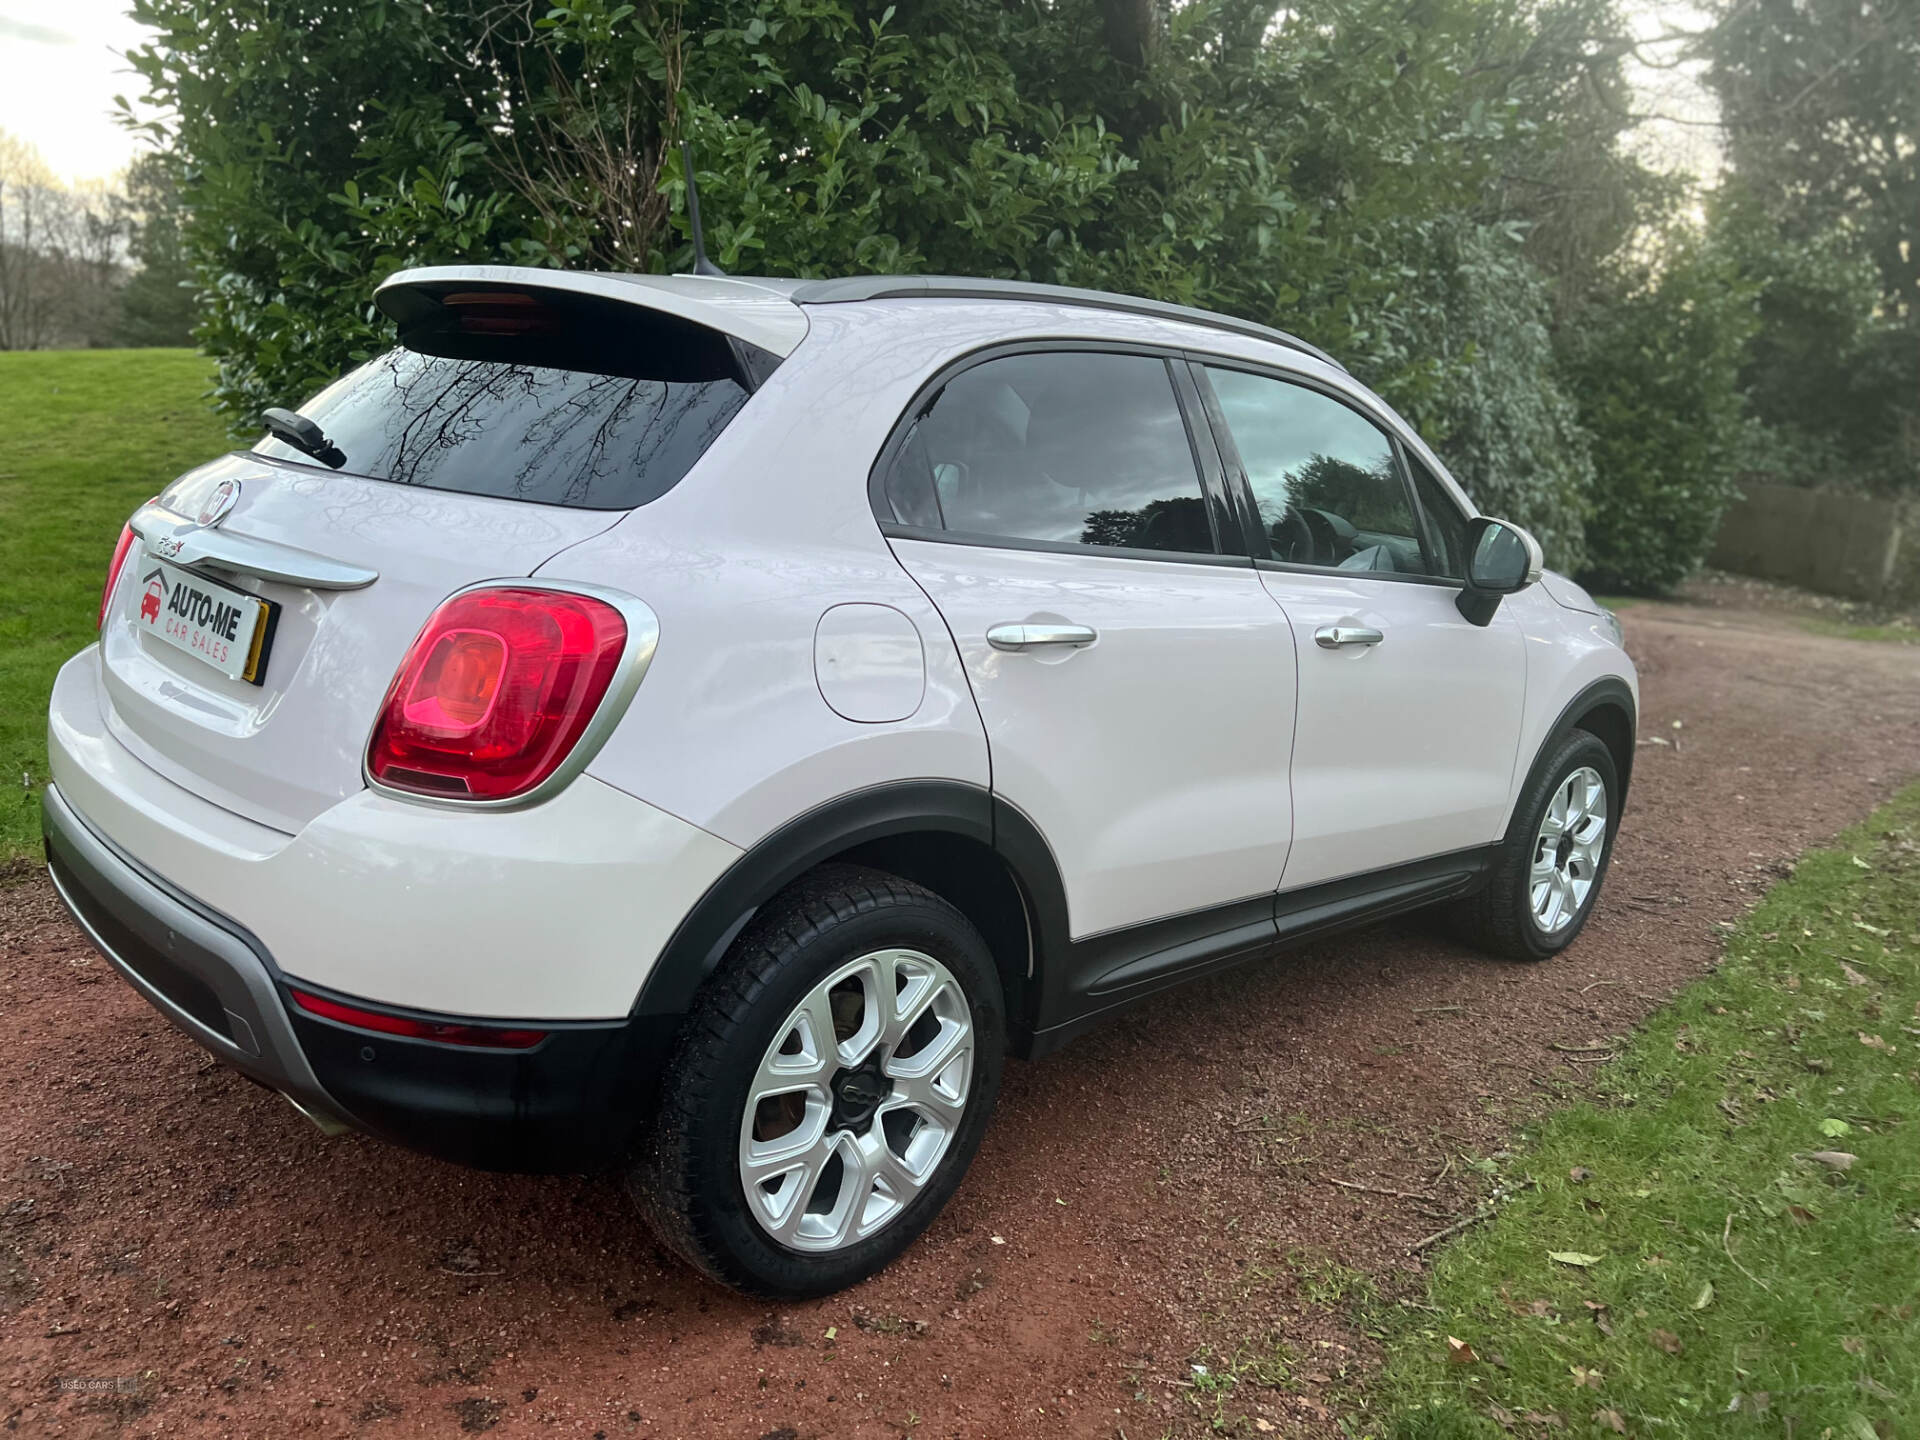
[
  {"x1": 1193, "y1": 360, "x2": 1528, "y2": 892},
  {"x1": 875, "y1": 346, "x2": 1299, "y2": 940}
]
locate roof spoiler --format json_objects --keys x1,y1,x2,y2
[{"x1": 375, "y1": 267, "x2": 808, "y2": 364}]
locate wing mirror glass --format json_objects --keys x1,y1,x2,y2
[{"x1": 1457, "y1": 517, "x2": 1543, "y2": 626}]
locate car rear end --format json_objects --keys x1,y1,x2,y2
[{"x1": 42, "y1": 269, "x2": 801, "y2": 1169}]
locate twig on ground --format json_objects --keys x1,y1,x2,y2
[
  {"x1": 1412, "y1": 1005, "x2": 1466, "y2": 1016},
  {"x1": 1411, "y1": 1209, "x2": 1494, "y2": 1251},
  {"x1": 1549, "y1": 1041, "x2": 1617, "y2": 1053},
  {"x1": 1329, "y1": 1178, "x2": 1438, "y2": 1202},
  {"x1": 1722, "y1": 1213, "x2": 1772, "y2": 1293},
  {"x1": 1580, "y1": 980, "x2": 1624, "y2": 994}
]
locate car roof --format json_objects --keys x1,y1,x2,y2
[
  {"x1": 787, "y1": 275, "x2": 1343, "y2": 370},
  {"x1": 377, "y1": 266, "x2": 1341, "y2": 371}
]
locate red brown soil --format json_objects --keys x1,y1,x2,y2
[{"x1": 5, "y1": 580, "x2": 1918, "y2": 1439}]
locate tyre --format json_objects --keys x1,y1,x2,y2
[
  {"x1": 1450, "y1": 729, "x2": 1619, "y2": 962},
  {"x1": 633, "y1": 864, "x2": 1005, "y2": 1297}
]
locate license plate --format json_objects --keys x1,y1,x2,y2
[{"x1": 132, "y1": 555, "x2": 278, "y2": 685}]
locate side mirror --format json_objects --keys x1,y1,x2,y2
[{"x1": 1456, "y1": 517, "x2": 1543, "y2": 627}]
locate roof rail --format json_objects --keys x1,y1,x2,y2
[{"x1": 789, "y1": 275, "x2": 1343, "y2": 371}]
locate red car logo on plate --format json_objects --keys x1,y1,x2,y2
[{"x1": 139, "y1": 572, "x2": 166, "y2": 623}]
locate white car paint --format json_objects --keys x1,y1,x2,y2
[
  {"x1": 50, "y1": 649, "x2": 741, "y2": 1018},
  {"x1": 50, "y1": 268, "x2": 1636, "y2": 1036},
  {"x1": 812, "y1": 604, "x2": 927, "y2": 723},
  {"x1": 1260, "y1": 569, "x2": 1527, "y2": 890},
  {"x1": 100, "y1": 455, "x2": 623, "y2": 834},
  {"x1": 888, "y1": 538, "x2": 1298, "y2": 939}
]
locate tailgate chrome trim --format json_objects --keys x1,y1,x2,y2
[{"x1": 131, "y1": 502, "x2": 379, "y2": 591}]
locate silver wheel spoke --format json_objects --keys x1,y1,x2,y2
[
  {"x1": 1529, "y1": 765, "x2": 1608, "y2": 935},
  {"x1": 739, "y1": 946, "x2": 973, "y2": 1254}
]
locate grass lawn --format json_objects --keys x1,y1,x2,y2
[
  {"x1": 1798, "y1": 616, "x2": 1919, "y2": 647},
  {"x1": 1371, "y1": 786, "x2": 1920, "y2": 1439},
  {"x1": 0, "y1": 349, "x2": 229, "y2": 863}
]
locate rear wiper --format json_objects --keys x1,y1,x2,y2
[{"x1": 262, "y1": 407, "x2": 346, "y2": 469}]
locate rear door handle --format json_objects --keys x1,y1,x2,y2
[
  {"x1": 1314, "y1": 625, "x2": 1385, "y2": 649},
  {"x1": 987, "y1": 622, "x2": 1098, "y2": 652}
]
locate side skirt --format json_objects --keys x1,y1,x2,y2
[{"x1": 1023, "y1": 846, "x2": 1493, "y2": 1059}]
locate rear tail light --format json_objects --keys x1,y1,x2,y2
[
  {"x1": 289, "y1": 988, "x2": 548, "y2": 1049},
  {"x1": 98, "y1": 520, "x2": 138, "y2": 630},
  {"x1": 367, "y1": 586, "x2": 629, "y2": 802}
]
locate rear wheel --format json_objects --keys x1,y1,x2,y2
[
  {"x1": 1450, "y1": 729, "x2": 1619, "y2": 962},
  {"x1": 633, "y1": 865, "x2": 1004, "y2": 1297}
]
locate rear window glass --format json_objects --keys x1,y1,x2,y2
[{"x1": 253, "y1": 341, "x2": 751, "y2": 511}]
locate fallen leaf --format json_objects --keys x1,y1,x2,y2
[
  {"x1": 1820, "y1": 1118, "x2": 1854, "y2": 1137},
  {"x1": 1254, "y1": 1421, "x2": 1275, "y2": 1434},
  {"x1": 1570, "y1": 1365, "x2": 1603, "y2": 1390},
  {"x1": 823, "y1": 1326, "x2": 837, "y2": 1340},
  {"x1": 1446, "y1": 1336, "x2": 1477, "y2": 1365},
  {"x1": 1528, "y1": 1299, "x2": 1554, "y2": 1317},
  {"x1": 1651, "y1": 1328, "x2": 1684, "y2": 1355},
  {"x1": 989, "y1": 1235, "x2": 1006, "y2": 1245},
  {"x1": 1593, "y1": 1407, "x2": 1627, "y2": 1434},
  {"x1": 1858, "y1": 1031, "x2": 1892, "y2": 1051},
  {"x1": 1841, "y1": 962, "x2": 1871, "y2": 986},
  {"x1": 1568, "y1": 1167, "x2": 1593, "y2": 1184},
  {"x1": 1851, "y1": 856, "x2": 1873, "y2": 870},
  {"x1": 1854, "y1": 921, "x2": 1890, "y2": 938},
  {"x1": 1787, "y1": 1204, "x2": 1818, "y2": 1225},
  {"x1": 1548, "y1": 1251, "x2": 1606, "y2": 1268},
  {"x1": 1521, "y1": 1411, "x2": 1565, "y2": 1429},
  {"x1": 1692, "y1": 1281, "x2": 1715, "y2": 1310},
  {"x1": 1807, "y1": 1151, "x2": 1858, "y2": 1171},
  {"x1": 1841, "y1": 1336, "x2": 1866, "y2": 1355}
]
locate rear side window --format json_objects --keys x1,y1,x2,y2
[
  {"x1": 882, "y1": 351, "x2": 1216, "y2": 556},
  {"x1": 253, "y1": 295, "x2": 754, "y2": 510}
]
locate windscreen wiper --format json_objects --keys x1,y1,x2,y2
[{"x1": 262, "y1": 407, "x2": 346, "y2": 469}]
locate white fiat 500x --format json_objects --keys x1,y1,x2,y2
[{"x1": 47, "y1": 268, "x2": 1634, "y2": 1296}]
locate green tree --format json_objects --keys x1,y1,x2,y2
[
  {"x1": 1561, "y1": 233, "x2": 1757, "y2": 593},
  {"x1": 113, "y1": 153, "x2": 197, "y2": 347}
]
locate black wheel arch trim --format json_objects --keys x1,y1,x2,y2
[
  {"x1": 1522, "y1": 675, "x2": 1637, "y2": 822},
  {"x1": 633, "y1": 780, "x2": 1006, "y2": 1022}
]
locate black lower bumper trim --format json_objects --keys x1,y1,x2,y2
[
  {"x1": 287, "y1": 996, "x2": 677, "y2": 1173},
  {"x1": 42, "y1": 785, "x2": 674, "y2": 1174}
]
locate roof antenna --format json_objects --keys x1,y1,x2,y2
[{"x1": 680, "y1": 140, "x2": 727, "y2": 278}]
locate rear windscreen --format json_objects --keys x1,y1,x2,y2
[{"x1": 252, "y1": 303, "x2": 754, "y2": 510}]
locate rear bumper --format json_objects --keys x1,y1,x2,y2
[
  {"x1": 44, "y1": 783, "x2": 678, "y2": 1171},
  {"x1": 43, "y1": 781, "x2": 348, "y2": 1128}
]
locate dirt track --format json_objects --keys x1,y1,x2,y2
[{"x1": 5, "y1": 583, "x2": 1919, "y2": 1439}]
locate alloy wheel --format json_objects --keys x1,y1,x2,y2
[
  {"x1": 738, "y1": 949, "x2": 973, "y2": 1251},
  {"x1": 1530, "y1": 765, "x2": 1608, "y2": 934}
]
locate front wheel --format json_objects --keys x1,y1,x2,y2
[
  {"x1": 633, "y1": 865, "x2": 1004, "y2": 1297},
  {"x1": 1451, "y1": 729, "x2": 1620, "y2": 962}
]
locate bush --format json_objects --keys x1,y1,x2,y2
[
  {"x1": 1560, "y1": 235, "x2": 1757, "y2": 593},
  {"x1": 1385, "y1": 222, "x2": 1594, "y2": 573}
]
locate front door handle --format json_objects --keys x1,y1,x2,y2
[
  {"x1": 1314, "y1": 625, "x2": 1385, "y2": 649},
  {"x1": 987, "y1": 622, "x2": 1098, "y2": 652}
]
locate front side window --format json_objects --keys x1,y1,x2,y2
[
  {"x1": 883, "y1": 351, "x2": 1216, "y2": 556},
  {"x1": 1405, "y1": 452, "x2": 1472, "y2": 581},
  {"x1": 1204, "y1": 366, "x2": 1434, "y2": 576}
]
